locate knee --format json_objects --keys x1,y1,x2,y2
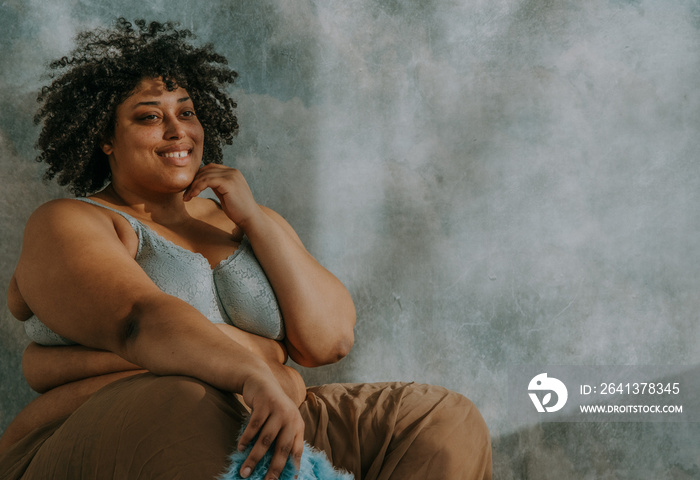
[
  {"x1": 406, "y1": 384, "x2": 490, "y2": 440},
  {"x1": 405, "y1": 384, "x2": 492, "y2": 478},
  {"x1": 421, "y1": 387, "x2": 490, "y2": 441},
  {"x1": 450, "y1": 390, "x2": 490, "y2": 440},
  {"x1": 437, "y1": 390, "x2": 492, "y2": 478}
]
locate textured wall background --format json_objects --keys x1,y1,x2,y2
[{"x1": 1, "y1": 1, "x2": 699, "y2": 478}]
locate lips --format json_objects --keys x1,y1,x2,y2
[
  {"x1": 161, "y1": 150, "x2": 190, "y2": 158},
  {"x1": 156, "y1": 144, "x2": 194, "y2": 165}
]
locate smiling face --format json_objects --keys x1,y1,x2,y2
[{"x1": 102, "y1": 77, "x2": 204, "y2": 197}]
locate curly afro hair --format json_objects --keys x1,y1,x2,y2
[{"x1": 35, "y1": 18, "x2": 239, "y2": 196}]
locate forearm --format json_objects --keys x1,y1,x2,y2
[
  {"x1": 22, "y1": 321, "x2": 302, "y2": 403},
  {"x1": 215, "y1": 324, "x2": 306, "y2": 405},
  {"x1": 23, "y1": 342, "x2": 142, "y2": 393},
  {"x1": 240, "y1": 209, "x2": 356, "y2": 366},
  {"x1": 119, "y1": 296, "x2": 282, "y2": 397}
]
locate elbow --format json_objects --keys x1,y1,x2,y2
[
  {"x1": 314, "y1": 313, "x2": 355, "y2": 366},
  {"x1": 295, "y1": 288, "x2": 356, "y2": 366},
  {"x1": 112, "y1": 297, "x2": 153, "y2": 364},
  {"x1": 334, "y1": 307, "x2": 356, "y2": 361},
  {"x1": 291, "y1": 326, "x2": 355, "y2": 368},
  {"x1": 320, "y1": 300, "x2": 356, "y2": 364},
  {"x1": 320, "y1": 333, "x2": 354, "y2": 366},
  {"x1": 322, "y1": 309, "x2": 356, "y2": 364},
  {"x1": 331, "y1": 330, "x2": 354, "y2": 363}
]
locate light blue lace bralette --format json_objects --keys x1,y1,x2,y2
[{"x1": 24, "y1": 197, "x2": 284, "y2": 346}]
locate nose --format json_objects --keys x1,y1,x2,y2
[{"x1": 163, "y1": 116, "x2": 186, "y2": 140}]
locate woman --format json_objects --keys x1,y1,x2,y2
[{"x1": 0, "y1": 19, "x2": 491, "y2": 480}]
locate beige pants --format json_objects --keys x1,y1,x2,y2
[{"x1": 0, "y1": 374, "x2": 492, "y2": 479}]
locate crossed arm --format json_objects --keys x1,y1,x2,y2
[
  {"x1": 22, "y1": 323, "x2": 304, "y2": 401},
  {"x1": 9, "y1": 168, "x2": 356, "y2": 478}
]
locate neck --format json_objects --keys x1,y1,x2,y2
[{"x1": 100, "y1": 182, "x2": 192, "y2": 224}]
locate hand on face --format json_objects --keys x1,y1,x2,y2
[{"x1": 184, "y1": 164, "x2": 263, "y2": 229}]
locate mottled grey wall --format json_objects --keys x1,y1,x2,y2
[{"x1": 2, "y1": 1, "x2": 699, "y2": 478}]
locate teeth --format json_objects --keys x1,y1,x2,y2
[{"x1": 162, "y1": 151, "x2": 189, "y2": 158}]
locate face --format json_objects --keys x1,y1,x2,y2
[{"x1": 102, "y1": 77, "x2": 204, "y2": 195}]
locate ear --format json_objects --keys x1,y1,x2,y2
[{"x1": 102, "y1": 142, "x2": 113, "y2": 156}]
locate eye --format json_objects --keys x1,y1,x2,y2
[
  {"x1": 181, "y1": 110, "x2": 197, "y2": 118},
  {"x1": 138, "y1": 114, "x2": 160, "y2": 122}
]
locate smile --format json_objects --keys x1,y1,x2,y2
[{"x1": 159, "y1": 150, "x2": 190, "y2": 158}]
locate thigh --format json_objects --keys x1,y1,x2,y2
[
  {"x1": 22, "y1": 373, "x2": 248, "y2": 480},
  {"x1": 300, "y1": 382, "x2": 492, "y2": 480}
]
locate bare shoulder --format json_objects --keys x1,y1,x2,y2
[
  {"x1": 14, "y1": 197, "x2": 164, "y2": 350},
  {"x1": 20, "y1": 199, "x2": 110, "y2": 264},
  {"x1": 8, "y1": 199, "x2": 96, "y2": 321},
  {"x1": 17, "y1": 197, "x2": 137, "y2": 287},
  {"x1": 24, "y1": 198, "x2": 136, "y2": 251},
  {"x1": 25, "y1": 198, "x2": 114, "y2": 235}
]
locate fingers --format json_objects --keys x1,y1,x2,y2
[
  {"x1": 183, "y1": 164, "x2": 241, "y2": 201},
  {"x1": 237, "y1": 408, "x2": 304, "y2": 479},
  {"x1": 237, "y1": 367, "x2": 305, "y2": 478},
  {"x1": 183, "y1": 165, "x2": 262, "y2": 227}
]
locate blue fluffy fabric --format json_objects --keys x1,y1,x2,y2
[{"x1": 217, "y1": 426, "x2": 353, "y2": 480}]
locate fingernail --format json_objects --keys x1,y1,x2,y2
[{"x1": 241, "y1": 466, "x2": 251, "y2": 478}]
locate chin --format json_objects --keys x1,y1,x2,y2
[{"x1": 155, "y1": 179, "x2": 194, "y2": 195}]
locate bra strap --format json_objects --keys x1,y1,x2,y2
[{"x1": 74, "y1": 197, "x2": 140, "y2": 226}]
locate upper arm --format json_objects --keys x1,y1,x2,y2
[
  {"x1": 13, "y1": 200, "x2": 165, "y2": 353},
  {"x1": 259, "y1": 205, "x2": 306, "y2": 248},
  {"x1": 256, "y1": 205, "x2": 356, "y2": 366}
]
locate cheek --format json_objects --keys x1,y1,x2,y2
[
  {"x1": 191, "y1": 127, "x2": 205, "y2": 155},
  {"x1": 112, "y1": 128, "x2": 156, "y2": 153},
  {"x1": 133, "y1": 129, "x2": 163, "y2": 147},
  {"x1": 192, "y1": 124, "x2": 205, "y2": 143}
]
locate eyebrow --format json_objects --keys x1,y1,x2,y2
[{"x1": 132, "y1": 96, "x2": 191, "y2": 108}]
